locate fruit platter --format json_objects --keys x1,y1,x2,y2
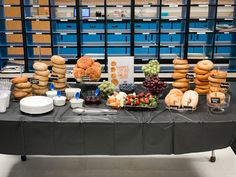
[{"x1": 107, "y1": 92, "x2": 159, "y2": 110}]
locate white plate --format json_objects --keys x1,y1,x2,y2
[{"x1": 20, "y1": 96, "x2": 54, "y2": 114}]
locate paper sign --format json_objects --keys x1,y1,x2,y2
[{"x1": 108, "y1": 56, "x2": 134, "y2": 88}]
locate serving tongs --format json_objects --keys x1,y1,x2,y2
[{"x1": 73, "y1": 108, "x2": 117, "y2": 115}]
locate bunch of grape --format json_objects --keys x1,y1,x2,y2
[
  {"x1": 119, "y1": 84, "x2": 136, "y2": 93},
  {"x1": 98, "y1": 80, "x2": 115, "y2": 98},
  {"x1": 142, "y1": 60, "x2": 160, "y2": 77},
  {"x1": 143, "y1": 75, "x2": 167, "y2": 95}
]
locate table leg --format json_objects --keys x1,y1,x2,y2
[
  {"x1": 21, "y1": 155, "x2": 27, "y2": 162},
  {"x1": 209, "y1": 150, "x2": 216, "y2": 162}
]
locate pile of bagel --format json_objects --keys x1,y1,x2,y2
[
  {"x1": 33, "y1": 62, "x2": 50, "y2": 95},
  {"x1": 193, "y1": 60, "x2": 214, "y2": 94},
  {"x1": 208, "y1": 70, "x2": 227, "y2": 93},
  {"x1": 11, "y1": 76, "x2": 32, "y2": 100},
  {"x1": 73, "y1": 56, "x2": 101, "y2": 81},
  {"x1": 51, "y1": 55, "x2": 67, "y2": 91},
  {"x1": 172, "y1": 58, "x2": 190, "y2": 92},
  {"x1": 165, "y1": 88, "x2": 199, "y2": 109}
]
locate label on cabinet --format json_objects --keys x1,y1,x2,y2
[{"x1": 108, "y1": 56, "x2": 134, "y2": 88}]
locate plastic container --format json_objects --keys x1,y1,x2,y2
[
  {"x1": 82, "y1": 90, "x2": 101, "y2": 105},
  {"x1": 70, "y1": 98, "x2": 84, "y2": 108},
  {"x1": 65, "y1": 88, "x2": 81, "y2": 100},
  {"x1": 53, "y1": 96, "x2": 66, "y2": 106},
  {"x1": 46, "y1": 90, "x2": 57, "y2": 98},
  {"x1": 0, "y1": 93, "x2": 8, "y2": 113}
]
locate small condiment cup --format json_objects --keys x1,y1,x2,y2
[
  {"x1": 65, "y1": 88, "x2": 81, "y2": 100},
  {"x1": 53, "y1": 96, "x2": 66, "y2": 106},
  {"x1": 0, "y1": 93, "x2": 8, "y2": 113},
  {"x1": 46, "y1": 90, "x2": 57, "y2": 98},
  {"x1": 70, "y1": 98, "x2": 84, "y2": 108}
]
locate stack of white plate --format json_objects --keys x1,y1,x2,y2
[{"x1": 20, "y1": 96, "x2": 54, "y2": 114}]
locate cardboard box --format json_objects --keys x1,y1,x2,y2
[
  {"x1": 8, "y1": 47, "x2": 23, "y2": 55},
  {"x1": 32, "y1": 21, "x2": 50, "y2": 31},
  {"x1": 5, "y1": 21, "x2": 22, "y2": 30},
  {"x1": 34, "y1": 48, "x2": 51, "y2": 55},
  {"x1": 7, "y1": 34, "x2": 23, "y2": 43},
  {"x1": 4, "y1": 7, "x2": 21, "y2": 17},
  {"x1": 33, "y1": 34, "x2": 51, "y2": 43}
]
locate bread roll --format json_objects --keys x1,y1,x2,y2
[
  {"x1": 15, "y1": 81, "x2": 31, "y2": 89},
  {"x1": 11, "y1": 76, "x2": 28, "y2": 84},
  {"x1": 33, "y1": 62, "x2": 48, "y2": 71},
  {"x1": 35, "y1": 70, "x2": 50, "y2": 77},
  {"x1": 51, "y1": 55, "x2": 66, "y2": 65}
]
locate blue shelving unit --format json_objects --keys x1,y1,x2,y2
[{"x1": 0, "y1": 0, "x2": 236, "y2": 72}]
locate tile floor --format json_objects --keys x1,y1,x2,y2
[{"x1": 0, "y1": 147, "x2": 235, "y2": 177}]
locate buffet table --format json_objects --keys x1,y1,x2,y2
[{"x1": 0, "y1": 83, "x2": 236, "y2": 157}]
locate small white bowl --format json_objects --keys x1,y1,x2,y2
[
  {"x1": 53, "y1": 96, "x2": 66, "y2": 106},
  {"x1": 70, "y1": 98, "x2": 84, "y2": 109},
  {"x1": 46, "y1": 90, "x2": 57, "y2": 98},
  {"x1": 65, "y1": 88, "x2": 81, "y2": 100}
]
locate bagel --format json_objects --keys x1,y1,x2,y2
[
  {"x1": 196, "y1": 85, "x2": 209, "y2": 89},
  {"x1": 33, "y1": 88, "x2": 49, "y2": 95},
  {"x1": 52, "y1": 72, "x2": 66, "y2": 79},
  {"x1": 11, "y1": 76, "x2": 28, "y2": 84},
  {"x1": 175, "y1": 78, "x2": 189, "y2": 82},
  {"x1": 172, "y1": 72, "x2": 186, "y2": 79},
  {"x1": 172, "y1": 81, "x2": 189, "y2": 88},
  {"x1": 15, "y1": 81, "x2": 31, "y2": 89},
  {"x1": 13, "y1": 91, "x2": 28, "y2": 98},
  {"x1": 33, "y1": 74, "x2": 49, "y2": 81},
  {"x1": 209, "y1": 70, "x2": 227, "y2": 79},
  {"x1": 169, "y1": 88, "x2": 183, "y2": 96},
  {"x1": 51, "y1": 55, "x2": 66, "y2": 65},
  {"x1": 196, "y1": 60, "x2": 214, "y2": 71},
  {"x1": 208, "y1": 76, "x2": 226, "y2": 84},
  {"x1": 210, "y1": 86, "x2": 227, "y2": 93},
  {"x1": 196, "y1": 73, "x2": 210, "y2": 81},
  {"x1": 54, "y1": 77, "x2": 67, "y2": 83},
  {"x1": 194, "y1": 88, "x2": 209, "y2": 94},
  {"x1": 56, "y1": 87, "x2": 66, "y2": 92},
  {"x1": 52, "y1": 63, "x2": 66, "y2": 69},
  {"x1": 33, "y1": 62, "x2": 48, "y2": 71},
  {"x1": 173, "y1": 59, "x2": 188, "y2": 65},
  {"x1": 53, "y1": 82, "x2": 67, "y2": 89},
  {"x1": 35, "y1": 70, "x2": 50, "y2": 77},
  {"x1": 52, "y1": 67, "x2": 66, "y2": 75},
  {"x1": 174, "y1": 69, "x2": 189, "y2": 73},
  {"x1": 209, "y1": 82, "x2": 221, "y2": 87},
  {"x1": 208, "y1": 92, "x2": 225, "y2": 105},
  {"x1": 32, "y1": 84, "x2": 47, "y2": 90},
  {"x1": 174, "y1": 64, "x2": 190, "y2": 70},
  {"x1": 181, "y1": 90, "x2": 199, "y2": 108},
  {"x1": 193, "y1": 66, "x2": 209, "y2": 75},
  {"x1": 14, "y1": 87, "x2": 32, "y2": 93},
  {"x1": 165, "y1": 89, "x2": 183, "y2": 107},
  {"x1": 38, "y1": 81, "x2": 48, "y2": 87},
  {"x1": 194, "y1": 79, "x2": 209, "y2": 86},
  {"x1": 179, "y1": 87, "x2": 189, "y2": 93}
]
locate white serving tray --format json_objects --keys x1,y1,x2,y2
[{"x1": 20, "y1": 96, "x2": 54, "y2": 114}]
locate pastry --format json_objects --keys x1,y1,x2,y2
[
  {"x1": 196, "y1": 60, "x2": 214, "y2": 71},
  {"x1": 209, "y1": 70, "x2": 227, "y2": 79},
  {"x1": 77, "y1": 56, "x2": 94, "y2": 69},
  {"x1": 51, "y1": 55, "x2": 66, "y2": 65},
  {"x1": 196, "y1": 73, "x2": 210, "y2": 81},
  {"x1": 53, "y1": 82, "x2": 67, "y2": 89},
  {"x1": 33, "y1": 88, "x2": 49, "y2": 95},
  {"x1": 52, "y1": 72, "x2": 66, "y2": 79},
  {"x1": 11, "y1": 76, "x2": 28, "y2": 84},
  {"x1": 172, "y1": 73, "x2": 187, "y2": 79},
  {"x1": 33, "y1": 74, "x2": 49, "y2": 82},
  {"x1": 194, "y1": 79, "x2": 209, "y2": 86},
  {"x1": 173, "y1": 59, "x2": 188, "y2": 65},
  {"x1": 181, "y1": 90, "x2": 199, "y2": 108},
  {"x1": 165, "y1": 88, "x2": 183, "y2": 108},
  {"x1": 33, "y1": 62, "x2": 48, "y2": 71},
  {"x1": 173, "y1": 64, "x2": 190, "y2": 70},
  {"x1": 193, "y1": 66, "x2": 209, "y2": 75},
  {"x1": 52, "y1": 63, "x2": 66, "y2": 69},
  {"x1": 52, "y1": 67, "x2": 66, "y2": 75},
  {"x1": 194, "y1": 88, "x2": 209, "y2": 94},
  {"x1": 15, "y1": 81, "x2": 31, "y2": 89},
  {"x1": 172, "y1": 81, "x2": 189, "y2": 88},
  {"x1": 13, "y1": 91, "x2": 28, "y2": 99},
  {"x1": 208, "y1": 92, "x2": 225, "y2": 105},
  {"x1": 35, "y1": 70, "x2": 50, "y2": 77},
  {"x1": 14, "y1": 87, "x2": 32, "y2": 93},
  {"x1": 208, "y1": 76, "x2": 226, "y2": 84}
]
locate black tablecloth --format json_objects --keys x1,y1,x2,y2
[{"x1": 0, "y1": 83, "x2": 236, "y2": 156}]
